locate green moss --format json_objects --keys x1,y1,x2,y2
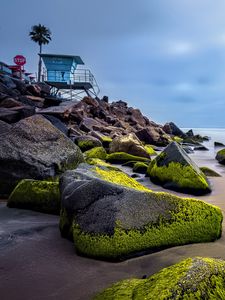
[
  {"x1": 94, "y1": 257, "x2": 225, "y2": 299},
  {"x1": 84, "y1": 147, "x2": 107, "y2": 160},
  {"x1": 200, "y1": 167, "x2": 221, "y2": 177},
  {"x1": 59, "y1": 208, "x2": 74, "y2": 240},
  {"x1": 94, "y1": 167, "x2": 150, "y2": 192},
  {"x1": 8, "y1": 179, "x2": 60, "y2": 214},
  {"x1": 147, "y1": 160, "x2": 210, "y2": 194},
  {"x1": 77, "y1": 140, "x2": 98, "y2": 152},
  {"x1": 86, "y1": 158, "x2": 121, "y2": 170},
  {"x1": 106, "y1": 152, "x2": 150, "y2": 164},
  {"x1": 172, "y1": 136, "x2": 183, "y2": 143},
  {"x1": 73, "y1": 191, "x2": 222, "y2": 259},
  {"x1": 144, "y1": 145, "x2": 157, "y2": 156},
  {"x1": 101, "y1": 136, "x2": 112, "y2": 148},
  {"x1": 133, "y1": 162, "x2": 148, "y2": 174}
]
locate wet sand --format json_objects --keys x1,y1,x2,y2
[{"x1": 1, "y1": 149, "x2": 225, "y2": 300}]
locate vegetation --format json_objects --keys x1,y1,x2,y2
[
  {"x1": 72, "y1": 193, "x2": 222, "y2": 259},
  {"x1": 132, "y1": 162, "x2": 148, "y2": 174},
  {"x1": 94, "y1": 257, "x2": 225, "y2": 299},
  {"x1": 29, "y1": 24, "x2": 52, "y2": 82},
  {"x1": 144, "y1": 145, "x2": 157, "y2": 156},
  {"x1": 148, "y1": 160, "x2": 210, "y2": 195},
  {"x1": 84, "y1": 147, "x2": 107, "y2": 160},
  {"x1": 8, "y1": 179, "x2": 60, "y2": 214},
  {"x1": 106, "y1": 152, "x2": 150, "y2": 164}
]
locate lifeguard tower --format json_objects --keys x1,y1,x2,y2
[{"x1": 39, "y1": 54, "x2": 100, "y2": 100}]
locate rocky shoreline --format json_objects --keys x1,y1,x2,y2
[{"x1": 1, "y1": 74, "x2": 225, "y2": 299}]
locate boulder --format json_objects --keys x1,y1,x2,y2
[
  {"x1": 94, "y1": 257, "x2": 225, "y2": 299},
  {"x1": 135, "y1": 127, "x2": 170, "y2": 146},
  {"x1": 0, "y1": 120, "x2": 11, "y2": 135},
  {"x1": 147, "y1": 142, "x2": 211, "y2": 195},
  {"x1": 42, "y1": 114, "x2": 69, "y2": 136},
  {"x1": 0, "y1": 97, "x2": 22, "y2": 108},
  {"x1": 0, "y1": 115, "x2": 84, "y2": 197},
  {"x1": 200, "y1": 167, "x2": 221, "y2": 177},
  {"x1": 215, "y1": 141, "x2": 225, "y2": 147},
  {"x1": 216, "y1": 148, "x2": 225, "y2": 165},
  {"x1": 186, "y1": 129, "x2": 194, "y2": 137},
  {"x1": 163, "y1": 122, "x2": 186, "y2": 138},
  {"x1": 109, "y1": 133, "x2": 149, "y2": 158},
  {"x1": 8, "y1": 179, "x2": 60, "y2": 214},
  {"x1": 132, "y1": 162, "x2": 148, "y2": 174},
  {"x1": 0, "y1": 107, "x2": 19, "y2": 123},
  {"x1": 75, "y1": 135, "x2": 102, "y2": 152},
  {"x1": 59, "y1": 164, "x2": 222, "y2": 259}
]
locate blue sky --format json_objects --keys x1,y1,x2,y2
[{"x1": 1, "y1": 0, "x2": 225, "y2": 127}]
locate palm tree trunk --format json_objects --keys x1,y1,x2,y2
[{"x1": 38, "y1": 43, "x2": 42, "y2": 82}]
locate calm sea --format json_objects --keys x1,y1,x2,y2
[{"x1": 181, "y1": 128, "x2": 225, "y2": 174}]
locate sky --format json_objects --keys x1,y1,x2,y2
[{"x1": 1, "y1": 0, "x2": 225, "y2": 128}]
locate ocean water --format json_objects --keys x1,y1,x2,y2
[{"x1": 182, "y1": 128, "x2": 225, "y2": 175}]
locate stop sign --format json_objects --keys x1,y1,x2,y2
[{"x1": 14, "y1": 55, "x2": 26, "y2": 66}]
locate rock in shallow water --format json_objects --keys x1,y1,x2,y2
[
  {"x1": 0, "y1": 115, "x2": 84, "y2": 197},
  {"x1": 59, "y1": 164, "x2": 222, "y2": 260}
]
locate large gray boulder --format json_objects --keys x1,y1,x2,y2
[
  {"x1": 147, "y1": 142, "x2": 211, "y2": 195},
  {"x1": 0, "y1": 115, "x2": 84, "y2": 197},
  {"x1": 59, "y1": 164, "x2": 222, "y2": 260}
]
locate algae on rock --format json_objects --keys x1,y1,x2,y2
[
  {"x1": 106, "y1": 152, "x2": 150, "y2": 164},
  {"x1": 147, "y1": 142, "x2": 211, "y2": 195},
  {"x1": 84, "y1": 146, "x2": 107, "y2": 160},
  {"x1": 59, "y1": 164, "x2": 222, "y2": 260},
  {"x1": 94, "y1": 257, "x2": 225, "y2": 299},
  {"x1": 8, "y1": 179, "x2": 60, "y2": 214}
]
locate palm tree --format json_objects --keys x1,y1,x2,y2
[{"x1": 29, "y1": 24, "x2": 52, "y2": 82}]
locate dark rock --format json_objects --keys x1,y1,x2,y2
[
  {"x1": 163, "y1": 122, "x2": 186, "y2": 138},
  {"x1": 0, "y1": 120, "x2": 12, "y2": 135},
  {"x1": 214, "y1": 141, "x2": 225, "y2": 147},
  {"x1": 79, "y1": 117, "x2": 103, "y2": 133},
  {"x1": 26, "y1": 84, "x2": 42, "y2": 97},
  {"x1": 0, "y1": 115, "x2": 84, "y2": 197},
  {"x1": 0, "y1": 97, "x2": 22, "y2": 108},
  {"x1": 102, "y1": 95, "x2": 109, "y2": 103},
  {"x1": 186, "y1": 129, "x2": 194, "y2": 137},
  {"x1": 216, "y1": 149, "x2": 225, "y2": 165},
  {"x1": 0, "y1": 107, "x2": 19, "y2": 123},
  {"x1": 0, "y1": 74, "x2": 17, "y2": 89},
  {"x1": 11, "y1": 77, "x2": 27, "y2": 94},
  {"x1": 0, "y1": 82, "x2": 19, "y2": 97},
  {"x1": 135, "y1": 127, "x2": 170, "y2": 146},
  {"x1": 42, "y1": 114, "x2": 69, "y2": 136},
  {"x1": 194, "y1": 145, "x2": 209, "y2": 151}
]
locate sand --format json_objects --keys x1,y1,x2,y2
[{"x1": 1, "y1": 151, "x2": 225, "y2": 300}]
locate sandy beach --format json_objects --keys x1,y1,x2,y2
[{"x1": 1, "y1": 145, "x2": 225, "y2": 300}]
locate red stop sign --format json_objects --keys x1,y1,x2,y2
[{"x1": 14, "y1": 55, "x2": 26, "y2": 66}]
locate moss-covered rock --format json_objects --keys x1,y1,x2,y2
[
  {"x1": 75, "y1": 135, "x2": 102, "y2": 152},
  {"x1": 144, "y1": 145, "x2": 157, "y2": 156},
  {"x1": 100, "y1": 135, "x2": 112, "y2": 148},
  {"x1": 147, "y1": 142, "x2": 211, "y2": 195},
  {"x1": 200, "y1": 167, "x2": 221, "y2": 177},
  {"x1": 216, "y1": 148, "x2": 225, "y2": 165},
  {"x1": 59, "y1": 164, "x2": 222, "y2": 260},
  {"x1": 86, "y1": 158, "x2": 121, "y2": 171},
  {"x1": 8, "y1": 179, "x2": 60, "y2": 214},
  {"x1": 94, "y1": 257, "x2": 225, "y2": 299},
  {"x1": 106, "y1": 152, "x2": 150, "y2": 164},
  {"x1": 84, "y1": 146, "x2": 107, "y2": 160},
  {"x1": 132, "y1": 162, "x2": 148, "y2": 174}
]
